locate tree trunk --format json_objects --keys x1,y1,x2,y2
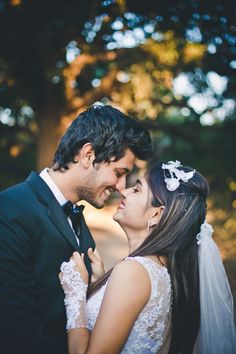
[{"x1": 36, "y1": 114, "x2": 62, "y2": 171}]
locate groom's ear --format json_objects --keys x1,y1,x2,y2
[
  {"x1": 75, "y1": 143, "x2": 95, "y2": 169},
  {"x1": 148, "y1": 206, "x2": 165, "y2": 228}
]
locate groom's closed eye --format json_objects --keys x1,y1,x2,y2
[{"x1": 115, "y1": 168, "x2": 130, "y2": 178}]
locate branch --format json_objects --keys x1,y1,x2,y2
[
  {"x1": 63, "y1": 51, "x2": 118, "y2": 108},
  {"x1": 142, "y1": 119, "x2": 200, "y2": 141}
]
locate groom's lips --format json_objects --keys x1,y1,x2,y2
[{"x1": 101, "y1": 187, "x2": 113, "y2": 201}]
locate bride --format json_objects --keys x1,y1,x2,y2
[{"x1": 60, "y1": 161, "x2": 236, "y2": 354}]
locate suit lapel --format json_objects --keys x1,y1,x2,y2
[
  {"x1": 79, "y1": 214, "x2": 96, "y2": 277},
  {"x1": 26, "y1": 171, "x2": 79, "y2": 250},
  {"x1": 79, "y1": 214, "x2": 96, "y2": 252},
  {"x1": 47, "y1": 198, "x2": 79, "y2": 250}
]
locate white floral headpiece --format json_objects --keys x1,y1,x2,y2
[
  {"x1": 161, "y1": 160, "x2": 195, "y2": 191},
  {"x1": 92, "y1": 101, "x2": 105, "y2": 109}
]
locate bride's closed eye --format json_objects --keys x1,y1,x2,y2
[{"x1": 131, "y1": 179, "x2": 142, "y2": 193}]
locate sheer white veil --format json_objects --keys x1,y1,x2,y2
[
  {"x1": 195, "y1": 221, "x2": 236, "y2": 354},
  {"x1": 160, "y1": 161, "x2": 236, "y2": 352}
]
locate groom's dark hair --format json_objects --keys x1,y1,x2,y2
[{"x1": 53, "y1": 105, "x2": 152, "y2": 170}]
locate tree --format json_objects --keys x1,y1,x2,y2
[
  {"x1": 1, "y1": 0, "x2": 235, "y2": 303},
  {"x1": 0, "y1": 0, "x2": 236, "y2": 181}
]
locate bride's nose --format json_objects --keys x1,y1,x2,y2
[{"x1": 121, "y1": 186, "x2": 132, "y2": 197}]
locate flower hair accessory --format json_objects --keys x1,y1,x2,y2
[
  {"x1": 92, "y1": 101, "x2": 105, "y2": 109},
  {"x1": 161, "y1": 160, "x2": 195, "y2": 191}
]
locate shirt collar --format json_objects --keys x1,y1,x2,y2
[{"x1": 39, "y1": 168, "x2": 67, "y2": 206}]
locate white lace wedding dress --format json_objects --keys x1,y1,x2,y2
[{"x1": 87, "y1": 256, "x2": 172, "y2": 353}]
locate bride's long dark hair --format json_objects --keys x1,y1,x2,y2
[{"x1": 88, "y1": 162, "x2": 209, "y2": 354}]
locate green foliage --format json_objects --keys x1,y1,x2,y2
[
  {"x1": 0, "y1": 0, "x2": 235, "y2": 305},
  {"x1": 0, "y1": 0, "x2": 236, "y2": 244}
]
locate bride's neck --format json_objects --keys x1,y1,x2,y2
[{"x1": 123, "y1": 228, "x2": 147, "y2": 254}]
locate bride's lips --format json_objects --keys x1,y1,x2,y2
[{"x1": 117, "y1": 200, "x2": 125, "y2": 210}]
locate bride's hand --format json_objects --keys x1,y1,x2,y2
[
  {"x1": 59, "y1": 251, "x2": 89, "y2": 293},
  {"x1": 71, "y1": 251, "x2": 89, "y2": 284},
  {"x1": 88, "y1": 247, "x2": 105, "y2": 282},
  {"x1": 59, "y1": 252, "x2": 89, "y2": 331}
]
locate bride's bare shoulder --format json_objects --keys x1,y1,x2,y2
[{"x1": 105, "y1": 258, "x2": 151, "y2": 302}]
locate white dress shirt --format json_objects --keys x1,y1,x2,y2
[{"x1": 39, "y1": 168, "x2": 80, "y2": 246}]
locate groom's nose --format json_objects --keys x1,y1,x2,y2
[{"x1": 115, "y1": 175, "x2": 126, "y2": 192}]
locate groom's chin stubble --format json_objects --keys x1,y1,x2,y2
[{"x1": 75, "y1": 187, "x2": 105, "y2": 209}]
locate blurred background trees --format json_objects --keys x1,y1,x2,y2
[{"x1": 0, "y1": 0, "x2": 236, "y2": 281}]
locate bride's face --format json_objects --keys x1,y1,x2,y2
[{"x1": 113, "y1": 176, "x2": 156, "y2": 233}]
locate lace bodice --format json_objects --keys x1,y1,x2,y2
[{"x1": 87, "y1": 256, "x2": 172, "y2": 353}]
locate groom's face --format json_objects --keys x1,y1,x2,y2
[{"x1": 77, "y1": 149, "x2": 136, "y2": 209}]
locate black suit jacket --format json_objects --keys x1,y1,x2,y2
[{"x1": 0, "y1": 172, "x2": 95, "y2": 354}]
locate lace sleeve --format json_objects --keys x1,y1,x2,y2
[{"x1": 60, "y1": 259, "x2": 88, "y2": 331}]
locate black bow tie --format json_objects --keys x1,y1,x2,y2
[
  {"x1": 62, "y1": 201, "x2": 85, "y2": 218},
  {"x1": 62, "y1": 201, "x2": 85, "y2": 237}
]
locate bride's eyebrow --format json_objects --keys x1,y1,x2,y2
[{"x1": 136, "y1": 179, "x2": 143, "y2": 186}]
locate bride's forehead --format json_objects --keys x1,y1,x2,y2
[
  {"x1": 139, "y1": 176, "x2": 149, "y2": 189},
  {"x1": 141, "y1": 176, "x2": 154, "y2": 199}
]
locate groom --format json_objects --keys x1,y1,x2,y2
[{"x1": 0, "y1": 104, "x2": 152, "y2": 354}]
